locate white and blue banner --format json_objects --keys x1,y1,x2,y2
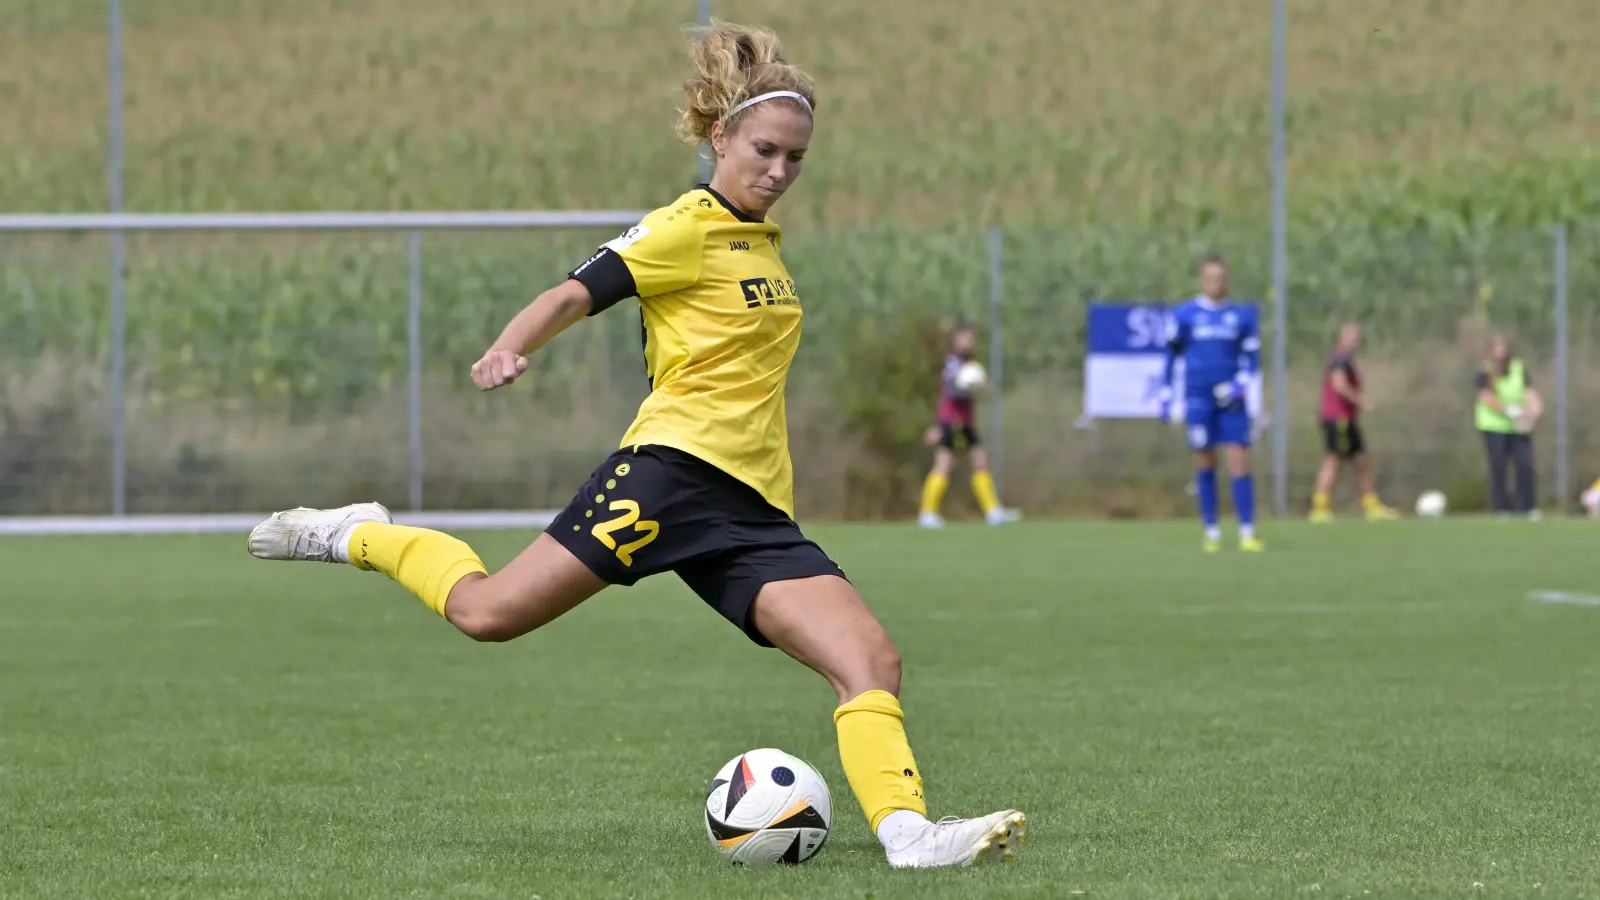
[{"x1": 1083, "y1": 302, "x2": 1264, "y2": 420}]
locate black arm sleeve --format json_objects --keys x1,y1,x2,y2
[{"x1": 567, "y1": 248, "x2": 638, "y2": 316}]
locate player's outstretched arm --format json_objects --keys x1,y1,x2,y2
[{"x1": 471, "y1": 279, "x2": 595, "y2": 391}]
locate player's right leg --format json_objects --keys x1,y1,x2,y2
[
  {"x1": 1187, "y1": 407, "x2": 1223, "y2": 551},
  {"x1": 1310, "y1": 421, "x2": 1342, "y2": 522},
  {"x1": 919, "y1": 430, "x2": 957, "y2": 528},
  {"x1": 247, "y1": 446, "x2": 697, "y2": 639},
  {"x1": 750, "y1": 575, "x2": 1025, "y2": 868},
  {"x1": 1310, "y1": 454, "x2": 1340, "y2": 523}
]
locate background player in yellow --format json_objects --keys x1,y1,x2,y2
[{"x1": 246, "y1": 19, "x2": 1025, "y2": 869}]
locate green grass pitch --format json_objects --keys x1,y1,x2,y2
[{"x1": 3, "y1": 518, "x2": 1598, "y2": 898}]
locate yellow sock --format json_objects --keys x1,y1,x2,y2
[
  {"x1": 348, "y1": 523, "x2": 487, "y2": 617},
  {"x1": 1312, "y1": 491, "x2": 1331, "y2": 512},
  {"x1": 971, "y1": 470, "x2": 1001, "y2": 514},
  {"x1": 834, "y1": 690, "x2": 927, "y2": 830},
  {"x1": 920, "y1": 473, "x2": 949, "y2": 515},
  {"x1": 1362, "y1": 492, "x2": 1382, "y2": 511}
]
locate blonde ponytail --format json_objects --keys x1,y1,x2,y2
[{"x1": 676, "y1": 19, "x2": 815, "y2": 146}]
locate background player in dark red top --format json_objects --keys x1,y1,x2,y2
[
  {"x1": 917, "y1": 326, "x2": 1020, "y2": 528},
  {"x1": 1309, "y1": 322, "x2": 1398, "y2": 522}
]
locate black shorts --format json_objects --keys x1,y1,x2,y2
[
  {"x1": 937, "y1": 422, "x2": 980, "y2": 450},
  {"x1": 546, "y1": 445, "x2": 845, "y2": 647},
  {"x1": 1320, "y1": 419, "x2": 1366, "y2": 459}
]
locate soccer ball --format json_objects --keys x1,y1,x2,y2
[
  {"x1": 1581, "y1": 482, "x2": 1600, "y2": 518},
  {"x1": 704, "y1": 748, "x2": 832, "y2": 866},
  {"x1": 1415, "y1": 490, "x2": 1448, "y2": 518},
  {"x1": 953, "y1": 360, "x2": 987, "y2": 392}
]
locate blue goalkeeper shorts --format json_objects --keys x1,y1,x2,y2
[{"x1": 1184, "y1": 400, "x2": 1252, "y2": 449}]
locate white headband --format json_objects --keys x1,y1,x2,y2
[{"x1": 722, "y1": 90, "x2": 812, "y2": 122}]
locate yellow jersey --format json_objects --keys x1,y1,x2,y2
[{"x1": 568, "y1": 186, "x2": 803, "y2": 517}]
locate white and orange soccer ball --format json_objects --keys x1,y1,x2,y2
[{"x1": 704, "y1": 748, "x2": 832, "y2": 865}]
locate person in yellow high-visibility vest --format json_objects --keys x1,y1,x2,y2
[{"x1": 1475, "y1": 333, "x2": 1543, "y2": 519}]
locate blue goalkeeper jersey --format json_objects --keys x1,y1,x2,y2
[{"x1": 1163, "y1": 297, "x2": 1260, "y2": 402}]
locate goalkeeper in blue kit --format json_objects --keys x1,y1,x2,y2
[{"x1": 1156, "y1": 256, "x2": 1264, "y2": 552}]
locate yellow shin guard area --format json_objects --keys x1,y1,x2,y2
[
  {"x1": 348, "y1": 523, "x2": 487, "y2": 617},
  {"x1": 920, "y1": 473, "x2": 949, "y2": 515},
  {"x1": 971, "y1": 470, "x2": 1001, "y2": 514},
  {"x1": 834, "y1": 690, "x2": 928, "y2": 830}
]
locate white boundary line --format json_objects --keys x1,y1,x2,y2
[
  {"x1": 0, "y1": 510, "x2": 559, "y2": 536},
  {"x1": 1528, "y1": 590, "x2": 1600, "y2": 607}
]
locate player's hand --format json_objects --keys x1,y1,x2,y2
[
  {"x1": 1361, "y1": 400, "x2": 1377, "y2": 413},
  {"x1": 471, "y1": 348, "x2": 528, "y2": 391},
  {"x1": 923, "y1": 425, "x2": 941, "y2": 447},
  {"x1": 1156, "y1": 386, "x2": 1174, "y2": 424},
  {"x1": 1213, "y1": 377, "x2": 1248, "y2": 408}
]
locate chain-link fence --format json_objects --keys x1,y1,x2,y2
[{"x1": 1, "y1": 221, "x2": 1593, "y2": 520}]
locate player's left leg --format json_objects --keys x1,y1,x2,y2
[
  {"x1": 1223, "y1": 443, "x2": 1262, "y2": 551},
  {"x1": 967, "y1": 441, "x2": 1021, "y2": 526},
  {"x1": 1510, "y1": 433, "x2": 1538, "y2": 519},
  {"x1": 750, "y1": 575, "x2": 1026, "y2": 868},
  {"x1": 1352, "y1": 456, "x2": 1398, "y2": 522},
  {"x1": 1218, "y1": 407, "x2": 1261, "y2": 551}
]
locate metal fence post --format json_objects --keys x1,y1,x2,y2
[
  {"x1": 987, "y1": 227, "x2": 1005, "y2": 495},
  {"x1": 407, "y1": 231, "x2": 425, "y2": 512},
  {"x1": 108, "y1": 0, "x2": 127, "y2": 516},
  {"x1": 696, "y1": 0, "x2": 713, "y2": 186},
  {"x1": 1554, "y1": 224, "x2": 1569, "y2": 512},
  {"x1": 1268, "y1": 0, "x2": 1290, "y2": 518}
]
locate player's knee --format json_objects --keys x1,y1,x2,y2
[
  {"x1": 444, "y1": 580, "x2": 523, "y2": 643},
  {"x1": 839, "y1": 632, "x2": 902, "y2": 699},
  {"x1": 447, "y1": 606, "x2": 518, "y2": 642}
]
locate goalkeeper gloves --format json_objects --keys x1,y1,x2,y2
[
  {"x1": 1213, "y1": 375, "x2": 1249, "y2": 408},
  {"x1": 1156, "y1": 386, "x2": 1174, "y2": 423}
]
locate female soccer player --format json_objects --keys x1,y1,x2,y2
[
  {"x1": 917, "y1": 326, "x2": 1020, "y2": 528},
  {"x1": 1308, "y1": 322, "x2": 1399, "y2": 522},
  {"x1": 1475, "y1": 332, "x2": 1542, "y2": 519},
  {"x1": 246, "y1": 20, "x2": 1025, "y2": 868}
]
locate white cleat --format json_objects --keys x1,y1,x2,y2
[
  {"x1": 247, "y1": 502, "x2": 392, "y2": 563},
  {"x1": 987, "y1": 507, "x2": 1023, "y2": 526},
  {"x1": 886, "y1": 810, "x2": 1028, "y2": 868},
  {"x1": 918, "y1": 511, "x2": 947, "y2": 529}
]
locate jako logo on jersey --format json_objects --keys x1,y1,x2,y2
[
  {"x1": 728, "y1": 240, "x2": 751, "y2": 251},
  {"x1": 740, "y1": 277, "x2": 799, "y2": 309}
]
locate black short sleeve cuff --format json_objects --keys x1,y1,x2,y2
[{"x1": 568, "y1": 248, "x2": 638, "y2": 316}]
